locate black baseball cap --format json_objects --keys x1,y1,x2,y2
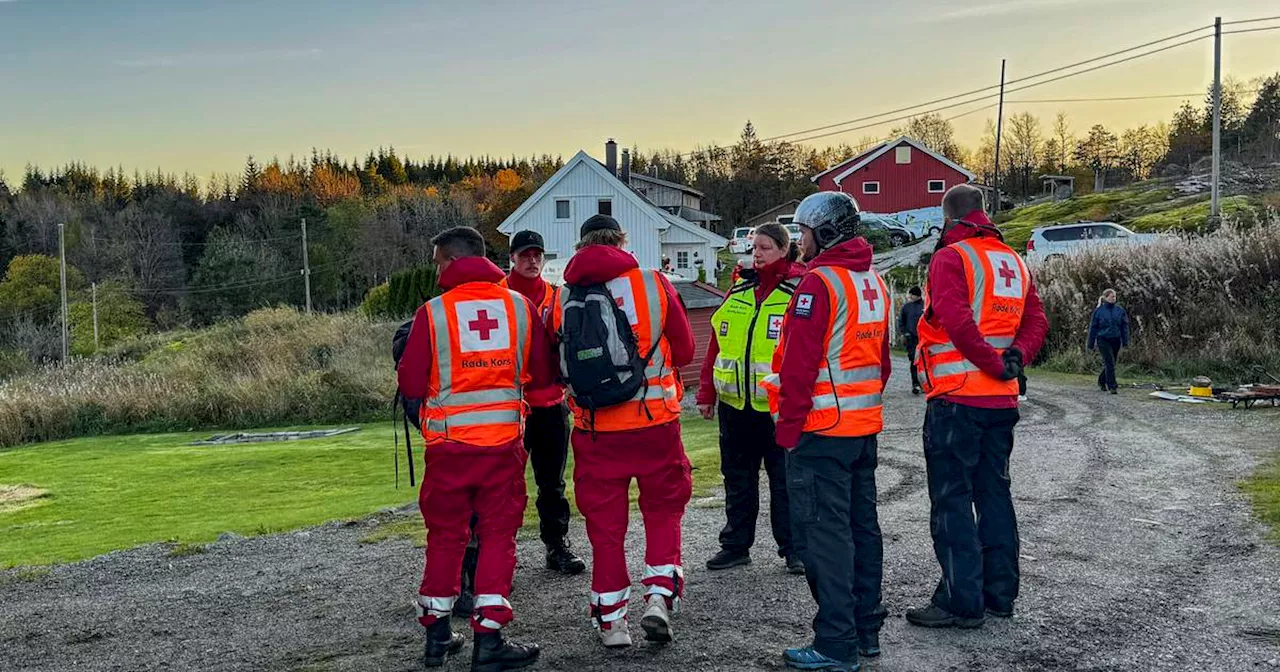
[
  {"x1": 510, "y1": 230, "x2": 545, "y2": 254},
  {"x1": 580, "y1": 214, "x2": 622, "y2": 238}
]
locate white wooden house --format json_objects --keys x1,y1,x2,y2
[{"x1": 497, "y1": 142, "x2": 728, "y2": 285}]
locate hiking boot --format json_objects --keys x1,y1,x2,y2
[
  {"x1": 782, "y1": 645, "x2": 860, "y2": 671},
  {"x1": 785, "y1": 555, "x2": 806, "y2": 575},
  {"x1": 471, "y1": 631, "x2": 540, "y2": 672},
  {"x1": 453, "y1": 589, "x2": 475, "y2": 618},
  {"x1": 858, "y1": 631, "x2": 881, "y2": 658},
  {"x1": 1110, "y1": 389, "x2": 1118, "y2": 395},
  {"x1": 546, "y1": 543, "x2": 586, "y2": 575},
  {"x1": 905, "y1": 604, "x2": 984, "y2": 629},
  {"x1": 986, "y1": 605, "x2": 1014, "y2": 619},
  {"x1": 599, "y1": 620, "x2": 632, "y2": 649},
  {"x1": 706, "y1": 548, "x2": 751, "y2": 571},
  {"x1": 640, "y1": 596, "x2": 673, "y2": 643},
  {"x1": 422, "y1": 619, "x2": 464, "y2": 668}
]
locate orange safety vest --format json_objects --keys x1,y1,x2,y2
[
  {"x1": 760, "y1": 266, "x2": 890, "y2": 438},
  {"x1": 916, "y1": 236, "x2": 1030, "y2": 400},
  {"x1": 419, "y1": 281, "x2": 534, "y2": 447},
  {"x1": 499, "y1": 276, "x2": 559, "y2": 322},
  {"x1": 550, "y1": 268, "x2": 683, "y2": 432}
]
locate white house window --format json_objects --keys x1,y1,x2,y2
[
  {"x1": 928, "y1": 180, "x2": 946, "y2": 193},
  {"x1": 896, "y1": 146, "x2": 912, "y2": 164},
  {"x1": 862, "y1": 181, "x2": 881, "y2": 195},
  {"x1": 597, "y1": 199, "x2": 612, "y2": 216},
  {"x1": 555, "y1": 199, "x2": 570, "y2": 219},
  {"x1": 676, "y1": 251, "x2": 690, "y2": 269}
]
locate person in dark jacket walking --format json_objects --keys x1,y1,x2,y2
[
  {"x1": 697, "y1": 222, "x2": 807, "y2": 575},
  {"x1": 898, "y1": 287, "x2": 925, "y2": 394},
  {"x1": 1087, "y1": 289, "x2": 1130, "y2": 394}
]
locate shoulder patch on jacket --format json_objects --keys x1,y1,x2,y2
[{"x1": 792, "y1": 293, "x2": 814, "y2": 319}]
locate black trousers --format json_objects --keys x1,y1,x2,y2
[
  {"x1": 923, "y1": 399, "x2": 1020, "y2": 619},
  {"x1": 787, "y1": 433, "x2": 886, "y2": 663},
  {"x1": 717, "y1": 402, "x2": 791, "y2": 557},
  {"x1": 1097, "y1": 338, "x2": 1121, "y2": 392},
  {"x1": 904, "y1": 335, "x2": 921, "y2": 390},
  {"x1": 525, "y1": 403, "x2": 572, "y2": 546}
]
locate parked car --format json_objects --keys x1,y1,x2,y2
[
  {"x1": 728, "y1": 227, "x2": 755, "y2": 254},
  {"x1": 1025, "y1": 222, "x2": 1163, "y2": 267},
  {"x1": 860, "y1": 213, "x2": 915, "y2": 247},
  {"x1": 784, "y1": 223, "x2": 802, "y2": 242}
]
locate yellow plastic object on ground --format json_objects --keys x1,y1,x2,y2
[{"x1": 1189, "y1": 386, "x2": 1213, "y2": 398}]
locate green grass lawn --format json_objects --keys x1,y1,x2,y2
[
  {"x1": 0, "y1": 416, "x2": 721, "y2": 567},
  {"x1": 1243, "y1": 456, "x2": 1280, "y2": 543}
]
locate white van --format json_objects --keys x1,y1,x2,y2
[
  {"x1": 728, "y1": 227, "x2": 755, "y2": 254},
  {"x1": 1025, "y1": 222, "x2": 1163, "y2": 267}
]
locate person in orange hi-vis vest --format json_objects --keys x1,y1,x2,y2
[
  {"x1": 905, "y1": 184, "x2": 1048, "y2": 631},
  {"x1": 548, "y1": 215, "x2": 695, "y2": 650},
  {"x1": 499, "y1": 230, "x2": 586, "y2": 576},
  {"x1": 396, "y1": 226, "x2": 556, "y2": 671},
  {"x1": 757, "y1": 192, "x2": 892, "y2": 672}
]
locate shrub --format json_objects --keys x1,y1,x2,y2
[
  {"x1": 0, "y1": 309, "x2": 396, "y2": 448},
  {"x1": 360, "y1": 283, "x2": 392, "y2": 318},
  {"x1": 1035, "y1": 209, "x2": 1280, "y2": 382}
]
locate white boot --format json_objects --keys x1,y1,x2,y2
[
  {"x1": 599, "y1": 620, "x2": 632, "y2": 649},
  {"x1": 640, "y1": 596, "x2": 673, "y2": 642}
]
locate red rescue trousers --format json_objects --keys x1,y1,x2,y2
[
  {"x1": 416, "y1": 443, "x2": 528, "y2": 633},
  {"x1": 572, "y1": 420, "x2": 693, "y2": 627}
]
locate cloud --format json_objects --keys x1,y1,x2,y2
[
  {"x1": 919, "y1": 0, "x2": 1155, "y2": 23},
  {"x1": 113, "y1": 47, "x2": 322, "y2": 69}
]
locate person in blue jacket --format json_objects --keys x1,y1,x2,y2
[{"x1": 1087, "y1": 289, "x2": 1130, "y2": 395}]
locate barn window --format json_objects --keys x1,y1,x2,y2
[
  {"x1": 896, "y1": 146, "x2": 912, "y2": 164},
  {"x1": 928, "y1": 180, "x2": 946, "y2": 193},
  {"x1": 555, "y1": 199, "x2": 570, "y2": 219},
  {"x1": 862, "y1": 181, "x2": 881, "y2": 195},
  {"x1": 598, "y1": 199, "x2": 612, "y2": 216},
  {"x1": 677, "y1": 251, "x2": 690, "y2": 269}
]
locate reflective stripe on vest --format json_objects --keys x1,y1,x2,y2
[
  {"x1": 760, "y1": 267, "x2": 889, "y2": 438},
  {"x1": 916, "y1": 237, "x2": 1029, "y2": 400},
  {"x1": 420, "y1": 283, "x2": 531, "y2": 447},
  {"x1": 553, "y1": 267, "x2": 683, "y2": 432},
  {"x1": 709, "y1": 278, "x2": 795, "y2": 412}
]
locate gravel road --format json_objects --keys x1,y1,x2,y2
[{"x1": 3, "y1": 365, "x2": 1280, "y2": 672}]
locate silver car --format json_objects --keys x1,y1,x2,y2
[{"x1": 1025, "y1": 222, "x2": 1162, "y2": 267}]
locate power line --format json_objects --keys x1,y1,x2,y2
[
  {"x1": 783, "y1": 34, "x2": 1212, "y2": 145},
  {"x1": 1222, "y1": 26, "x2": 1280, "y2": 36},
  {"x1": 1222, "y1": 16, "x2": 1280, "y2": 26},
  {"x1": 758, "y1": 23, "x2": 1214, "y2": 144}
]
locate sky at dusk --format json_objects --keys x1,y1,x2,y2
[{"x1": 1, "y1": 0, "x2": 1277, "y2": 182}]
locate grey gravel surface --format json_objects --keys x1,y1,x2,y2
[{"x1": 3, "y1": 364, "x2": 1280, "y2": 672}]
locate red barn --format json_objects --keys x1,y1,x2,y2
[{"x1": 811, "y1": 137, "x2": 976, "y2": 213}]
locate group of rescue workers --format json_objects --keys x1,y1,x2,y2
[{"x1": 395, "y1": 182, "x2": 1048, "y2": 672}]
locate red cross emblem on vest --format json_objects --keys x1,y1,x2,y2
[{"x1": 468, "y1": 310, "x2": 500, "y2": 341}]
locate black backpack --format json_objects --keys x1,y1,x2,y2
[
  {"x1": 559, "y1": 282, "x2": 654, "y2": 430},
  {"x1": 392, "y1": 319, "x2": 420, "y2": 486}
]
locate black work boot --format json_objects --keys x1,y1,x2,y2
[
  {"x1": 705, "y1": 548, "x2": 751, "y2": 571},
  {"x1": 784, "y1": 555, "x2": 806, "y2": 575},
  {"x1": 858, "y1": 630, "x2": 881, "y2": 658},
  {"x1": 905, "y1": 604, "x2": 984, "y2": 629},
  {"x1": 545, "y1": 542, "x2": 586, "y2": 575},
  {"x1": 422, "y1": 618, "x2": 464, "y2": 668},
  {"x1": 471, "y1": 631, "x2": 540, "y2": 672}
]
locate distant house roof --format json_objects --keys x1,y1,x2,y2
[
  {"x1": 744, "y1": 199, "x2": 802, "y2": 224},
  {"x1": 661, "y1": 205, "x2": 722, "y2": 223},
  {"x1": 829, "y1": 136, "x2": 977, "y2": 185},
  {"x1": 630, "y1": 172, "x2": 705, "y2": 198},
  {"x1": 672, "y1": 280, "x2": 726, "y2": 310}
]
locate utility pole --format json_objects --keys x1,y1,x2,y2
[
  {"x1": 91, "y1": 282, "x2": 100, "y2": 352},
  {"x1": 301, "y1": 217, "x2": 312, "y2": 314},
  {"x1": 58, "y1": 222, "x2": 69, "y2": 362},
  {"x1": 993, "y1": 59, "x2": 1007, "y2": 214},
  {"x1": 1211, "y1": 16, "x2": 1222, "y2": 218}
]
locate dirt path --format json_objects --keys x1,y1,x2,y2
[{"x1": 3, "y1": 366, "x2": 1280, "y2": 672}]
